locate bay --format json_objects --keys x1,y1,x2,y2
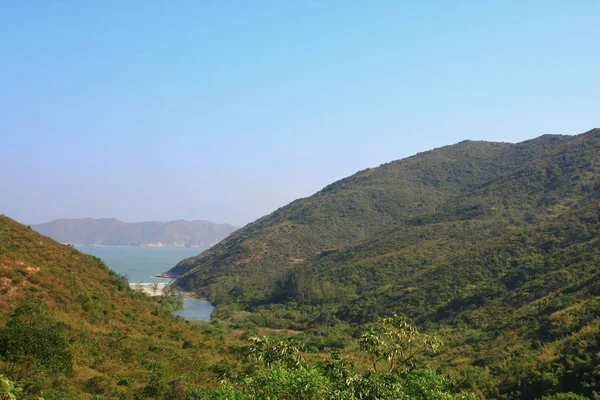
[
  {"x1": 75, "y1": 245, "x2": 201, "y2": 283},
  {"x1": 75, "y1": 246, "x2": 214, "y2": 321}
]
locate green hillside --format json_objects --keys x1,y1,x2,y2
[
  {"x1": 168, "y1": 133, "x2": 572, "y2": 301},
  {"x1": 169, "y1": 128, "x2": 600, "y2": 398},
  {"x1": 0, "y1": 216, "x2": 235, "y2": 399},
  {"x1": 4, "y1": 128, "x2": 600, "y2": 399},
  {"x1": 0, "y1": 216, "x2": 478, "y2": 400}
]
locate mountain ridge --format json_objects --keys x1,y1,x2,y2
[
  {"x1": 166, "y1": 132, "x2": 577, "y2": 295},
  {"x1": 4, "y1": 128, "x2": 600, "y2": 399},
  {"x1": 162, "y1": 127, "x2": 600, "y2": 398},
  {"x1": 32, "y1": 217, "x2": 238, "y2": 248}
]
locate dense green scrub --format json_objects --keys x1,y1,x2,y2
[
  {"x1": 0, "y1": 216, "x2": 236, "y2": 399},
  {"x1": 3, "y1": 128, "x2": 600, "y2": 399},
  {"x1": 192, "y1": 316, "x2": 477, "y2": 400},
  {"x1": 0, "y1": 217, "x2": 474, "y2": 399},
  {"x1": 169, "y1": 133, "x2": 575, "y2": 299},
  {"x1": 172, "y1": 128, "x2": 600, "y2": 398}
]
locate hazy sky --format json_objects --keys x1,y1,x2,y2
[{"x1": 1, "y1": 1, "x2": 598, "y2": 227}]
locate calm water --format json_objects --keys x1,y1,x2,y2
[
  {"x1": 172, "y1": 297, "x2": 214, "y2": 321},
  {"x1": 75, "y1": 246, "x2": 214, "y2": 320},
  {"x1": 75, "y1": 245, "x2": 202, "y2": 283}
]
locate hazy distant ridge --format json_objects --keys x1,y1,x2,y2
[{"x1": 32, "y1": 218, "x2": 238, "y2": 248}]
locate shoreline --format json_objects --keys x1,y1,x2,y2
[
  {"x1": 72, "y1": 244, "x2": 206, "y2": 249},
  {"x1": 130, "y1": 282, "x2": 170, "y2": 296},
  {"x1": 129, "y1": 280, "x2": 206, "y2": 301}
]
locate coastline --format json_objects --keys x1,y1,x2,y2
[
  {"x1": 129, "y1": 281, "x2": 208, "y2": 302},
  {"x1": 130, "y1": 282, "x2": 171, "y2": 296},
  {"x1": 72, "y1": 243, "x2": 206, "y2": 249}
]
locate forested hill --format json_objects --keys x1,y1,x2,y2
[
  {"x1": 167, "y1": 131, "x2": 575, "y2": 297},
  {"x1": 0, "y1": 216, "x2": 229, "y2": 398},
  {"x1": 166, "y1": 128, "x2": 600, "y2": 398},
  {"x1": 32, "y1": 218, "x2": 238, "y2": 248}
]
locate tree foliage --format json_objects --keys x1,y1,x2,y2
[
  {"x1": 207, "y1": 317, "x2": 473, "y2": 400},
  {"x1": 171, "y1": 128, "x2": 600, "y2": 398},
  {"x1": 360, "y1": 314, "x2": 442, "y2": 372},
  {"x1": 0, "y1": 297, "x2": 72, "y2": 374},
  {"x1": 0, "y1": 375, "x2": 23, "y2": 400}
]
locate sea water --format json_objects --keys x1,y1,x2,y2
[
  {"x1": 75, "y1": 245, "x2": 214, "y2": 320},
  {"x1": 75, "y1": 245, "x2": 201, "y2": 283}
]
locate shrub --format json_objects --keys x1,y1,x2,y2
[{"x1": 0, "y1": 297, "x2": 73, "y2": 373}]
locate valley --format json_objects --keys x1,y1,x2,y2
[
  {"x1": 2, "y1": 129, "x2": 599, "y2": 399},
  {"x1": 3, "y1": 2, "x2": 597, "y2": 398}
]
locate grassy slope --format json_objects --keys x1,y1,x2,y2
[
  {"x1": 219, "y1": 128, "x2": 600, "y2": 398},
  {"x1": 308, "y1": 128, "x2": 600, "y2": 315},
  {"x1": 168, "y1": 128, "x2": 600, "y2": 398},
  {"x1": 0, "y1": 216, "x2": 236, "y2": 399},
  {"x1": 169, "y1": 133, "x2": 572, "y2": 303}
]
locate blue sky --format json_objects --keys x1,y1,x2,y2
[{"x1": 1, "y1": 1, "x2": 598, "y2": 226}]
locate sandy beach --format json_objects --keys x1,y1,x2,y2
[{"x1": 130, "y1": 282, "x2": 169, "y2": 296}]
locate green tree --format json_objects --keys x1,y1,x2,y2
[
  {"x1": 245, "y1": 336, "x2": 305, "y2": 369},
  {"x1": 207, "y1": 317, "x2": 473, "y2": 400},
  {"x1": 0, "y1": 297, "x2": 73, "y2": 374},
  {"x1": 359, "y1": 314, "x2": 442, "y2": 372}
]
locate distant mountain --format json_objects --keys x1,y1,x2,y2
[{"x1": 32, "y1": 218, "x2": 238, "y2": 248}]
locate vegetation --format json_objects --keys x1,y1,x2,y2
[
  {"x1": 3, "y1": 128, "x2": 600, "y2": 398},
  {"x1": 0, "y1": 297, "x2": 73, "y2": 374},
  {"x1": 171, "y1": 128, "x2": 600, "y2": 398},
  {"x1": 0, "y1": 216, "x2": 472, "y2": 399},
  {"x1": 1, "y1": 374, "x2": 23, "y2": 400},
  {"x1": 153, "y1": 286, "x2": 185, "y2": 312},
  {"x1": 170, "y1": 133, "x2": 573, "y2": 300},
  {"x1": 204, "y1": 316, "x2": 475, "y2": 400},
  {"x1": 0, "y1": 215, "x2": 237, "y2": 398}
]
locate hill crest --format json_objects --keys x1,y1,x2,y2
[
  {"x1": 166, "y1": 131, "x2": 579, "y2": 296},
  {"x1": 32, "y1": 218, "x2": 238, "y2": 248}
]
